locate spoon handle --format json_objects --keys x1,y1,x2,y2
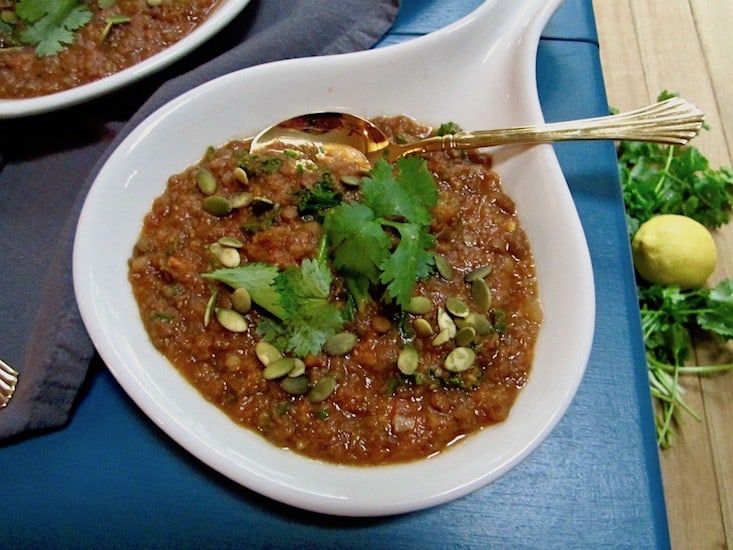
[{"x1": 394, "y1": 98, "x2": 704, "y2": 160}]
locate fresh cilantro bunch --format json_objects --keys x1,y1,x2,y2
[
  {"x1": 620, "y1": 92, "x2": 733, "y2": 235},
  {"x1": 618, "y1": 92, "x2": 733, "y2": 447},
  {"x1": 15, "y1": 0, "x2": 92, "y2": 57},
  {"x1": 639, "y1": 280, "x2": 733, "y2": 448},
  {"x1": 323, "y1": 156, "x2": 438, "y2": 309}
]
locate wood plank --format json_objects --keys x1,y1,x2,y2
[{"x1": 592, "y1": 1, "x2": 733, "y2": 547}]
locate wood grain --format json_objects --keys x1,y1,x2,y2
[{"x1": 592, "y1": 1, "x2": 733, "y2": 547}]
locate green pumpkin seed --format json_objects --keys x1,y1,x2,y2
[
  {"x1": 202, "y1": 195, "x2": 232, "y2": 217},
  {"x1": 218, "y1": 236, "x2": 244, "y2": 248},
  {"x1": 253, "y1": 196, "x2": 274, "y2": 207},
  {"x1": 281, "y1": 375, "x2": 309, "y2": 395},
  {"x1": 404, "y1": 296, "x2": 433, "y2": 315},
  {"x1": 230, "y1": 192, "x2": 254, "y2": 208},
  {"x1": 210, "y1": 242, "x2": 240, "y2": 267},
  {"x1": 432, "y1": 327, "x2": 452, "y2": 346},
  {"x1": 263, "y1": 357, "x2": 297, "y2": 380},
  {"x1": 471, "y1": 278, "x2": 492, "y2": 312},
  {"x1": 455, "y1": 312, "x2": 493, "y2": 335},
  {"x1": 233, "y1": 166, "x2": 249, "y2": 185},
  {"x1": 412, "y1": 318, "x2": 434, "y2": 338},
  {"x1": 455, "y1": 326, "x2": 477, "y2": 347},
  {"x1": 308, "y1": 376, "x2": 337, "y2": 403},
  {"x1": 255, "y1": 341, "x2": 283, "y2": 366},
  {"x1": 287, "y1": 358, "x2": 306, "y2": 378},
  {"x1": 434, "y1": 254, "x2": 454, "y2": 281},
  {"x1": 215, "y1": 308, "x2": 248, "y2": 332},
  {"x1": 397, "y1": 346, "x2": 419, "y2": 375},
  {"x1": 445, "y1": 296, "x2": 469, "y2": 318},
  {"x1": 444, "y1": 347, "x2": 476, "y2": 373},
  {"x1": 196, "y1": 168, "x2": 217, "y2": 195},
  {"x1": 204, "y1": 288, "x2": 219, "y2": 327},
  {"x1": 231, "y1": 287, "x2": 251, "y2": 313},
  {"x1": 323, "y1": 332, "x2": 357, "y2": 356},
  {"x1": 437, "y1": 307, "x2": 456, "y2": 338},
  {"x1": 340, "y1": 175, "x2": 361, "y2": 187},
  {"x1": 465, "y1": 264, "x2": 493, "y2": 282}
]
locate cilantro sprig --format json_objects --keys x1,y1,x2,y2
[
  {"x1": 204, "y1": 256, "x2": 345, "y2": 358},
  {"x1": 15, "y1": 0, "x2": 92, "y2": 57},
  {"x1": 619, "y1": 92, "x2": 733, "y2": 447},
  {"x1": 324, "y1": 156, "x2": 438, "y2": 309}
]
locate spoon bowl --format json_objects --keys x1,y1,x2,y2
[{"x1": 250, "y1": 98, "x2": 704, "y2": 165}]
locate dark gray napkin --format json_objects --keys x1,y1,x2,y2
[{"x1": 0, "y1": 0, "x2": 399, "y2": 440}]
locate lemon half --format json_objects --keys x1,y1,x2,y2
[{"x1": 631, "y1": 214, "x2": 717, "y2": 288}]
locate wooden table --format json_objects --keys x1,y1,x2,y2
[{"x1": 593, "y1": 1, "x2": 733, "y2": 547}]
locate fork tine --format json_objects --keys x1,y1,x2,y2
[{"x1": 0, "y1": 359, "x2": 19, "y2": 408}]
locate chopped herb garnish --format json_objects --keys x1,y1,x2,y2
[
  {"x1": 324, "y1": 157, "x2": 438, "y2": 308},
  {"x1": 297, "y1": 173, "x2": 343, "y2": 218},
  {"x1": 15, "y1": 0, "x2": 92, "y2": 57}
]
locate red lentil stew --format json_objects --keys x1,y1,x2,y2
[
  {"x1": 0, "y1": 0, "x2": 222, "y2": 99},
  {"x1": 128, "y1": 116, "x2": 542, "y2": 465}
]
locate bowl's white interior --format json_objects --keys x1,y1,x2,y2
[
  {"x1": 0, "y1": 0, "x2": 251, "y2": 118},
  {"x1": 73, "y1": 0, "x2": 594, "y2": 517}
]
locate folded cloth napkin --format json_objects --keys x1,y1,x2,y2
[{"x1": 0, "y1": 0, "x2": 399, "y2": 440}]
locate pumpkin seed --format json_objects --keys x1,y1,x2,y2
[
  {"x1": 281, "y1": 375, "x2": 309, "y2": 395},
  {"x1": 445, "y1": 296, "x2": 469, "y2": 318},
  {"x1": 437, "y1": 307, "x2": 456, "y2": 338},
  {"x1": 230, "y1": 192, "x2": 254, "y2": 209},
  {"x1": 233, "y1": 166, "x2": 249, "y2": 185},
  {"x1": 196, "y1": 168, "x2": 217, "y2": 195},
  {"x1": 471, "y1": 278, "x2": 492, "y2": 312},
  {"x1": 444, "y1": 347, "x2": 476, "y2": 373},
  {"x1": 412, "y1": 318, "x2": 434, "y2": 338},
  {"x1": 230, "y1": 287, "x2": 251, "y2": 313},
  {"x1": 340, "y1": 175, "x2": 361, "y2": 187},
  {"x1": 308, "y1": 376, "x2": 337, "y2": 403},
  {"x1": 397, "y1": 346, "x2": 419, "y2": 375},
  {"x1": 404, "y1": 296, "x2": 433, "y2": 315},
  {"x1": 255, "y1": 341, "x2": 283, "y2": 366},
  {"x1": 465, "y1": 264, "x2": 493, "y2": 282},
  {"x1": 253, "y1": 196, "x2": 274, "y2": 207},
  {"x1": 218, "y1": 236, "x2": 244, "y2": 248},
  {"x1": 323, "y1": 331, "x2": 357, "y2": 356},
  {"x1": 455, "y1": 326, "x2": 477, "y2": 347},
  {"x1": 434, "y1": 254, "x2": 454, "y2": 281},
  {"x1": 432, "y1": 327, "x2": 452, "y2": 346},
  {"x1": 210, "y1": 242, "x2": 240, "y2": 267},
  {"x1": 287, "y1": 358, "x2": 306, "y2": 378},
  {"x1": 215, "y1": 308, "x2": 248, "y2": 333},
  {"x1": 455, "y1": 313, "x2": 492, "y2": 335},
  {"x1": 204, "y1": 288, "x2": 219, "y2": 327},
  {"x1": 263, "y1": 357, "x2": 297, "y2": 380},
  {"x1": 202, "y1": 195, "x2": 232, "y2": 217}
]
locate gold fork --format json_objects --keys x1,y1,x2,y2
[{"x1": 0, "y1": 359, "x2": 19, "y2": 408}]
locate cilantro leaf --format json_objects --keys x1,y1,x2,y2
[
  {"x1": 380, "y1": 221, "x2": 435, "y2": 307},
  {"x1": 324, "y1": 202, "x2": 392, "y2": 285},
  {"x1": 269, "y1": 258, "x2": 345, "y2": 356},
  {"x1": 361, "y1": 158, "x2": 437, "y2": 225},
  {"x1": 17, "y1": 0, "x2": 92, "y2": 57},
  {"x1": 202, "y1": 263, "x2": 284, "y2": 319}
]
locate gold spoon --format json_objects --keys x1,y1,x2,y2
[{"x1": 249, "y1": 97, "x2": 704, "y2": 164}]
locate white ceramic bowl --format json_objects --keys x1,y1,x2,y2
[
  {"x1": 74, "y1": 0, "x2": 594, "y2": 516},
  {"x1": 0, "y1": 0, "x2": 251, "y2": 118}
]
